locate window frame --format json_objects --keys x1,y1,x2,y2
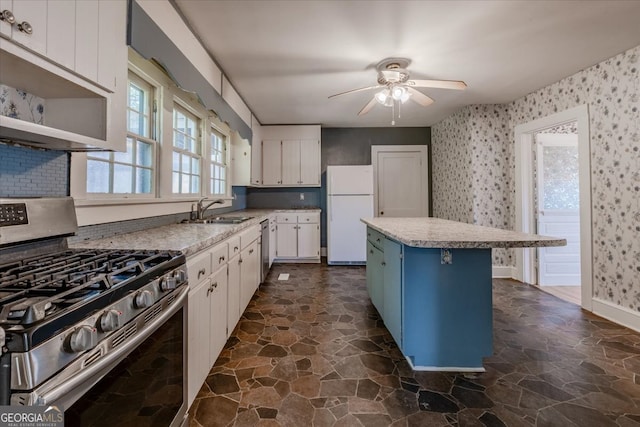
[
  {"x1": 84, "y1": 70, "x2": 159, "y2": 199},
  {"x1": 171, "y1": 97, "x2": 204, "y2": 197},
  {"x1": 207, "y1": 123, "x2": 230, "y2": 198}
]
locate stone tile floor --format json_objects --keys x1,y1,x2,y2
[{"x1": 189, "y1": 263, "x2": 640, "y2": 426}]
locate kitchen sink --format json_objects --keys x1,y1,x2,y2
[{"x1": 182, "y1": 216, "x2": 254, "y2": 224}]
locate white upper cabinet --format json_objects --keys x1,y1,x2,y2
[
  {"x1": 231, "y1": 131, "x2": 252, "y2": 186},
  {"x1": 250, "y1": 115, "x2": 263, "y2": 185},
  {"x1": 261, "y1": 139, "x2": 282, "y2": 185},
  {"x1": 257, "y1": 125, "x2": 321, "y2": 187},
  {"x1": 0, "y1": 0, "x2": 126, "y2": 150}
]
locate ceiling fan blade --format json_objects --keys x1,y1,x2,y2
[
  {"x1": 406, "y1": 79, "x2": 467, "y2": 90},
  {"x1": 407, "y1": 87, "x2": 434, "y2": 107},
  {"x1": 328, "y1": 85, "x2": 384, "y2": 99},
  {"x1": 358, "y1": 97, "x2": 378, "y2": 116}
]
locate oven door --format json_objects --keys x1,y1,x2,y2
[{"x1": 31, "y1": 288, "x2": 188, "y2": 427}]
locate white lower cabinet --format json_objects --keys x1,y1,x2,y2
[
  {"x1": 239, "y1": 229, "x2": 260, "y2": 312},
  {"x1": 227, "y1": 238, "x2": 241, "y2": 336},
  {"x1": 186, "y1": 242, "x2": 228, "y2": 407},
  {"x1": 275, "y1": 212, "x2": 320, "y2": 262}
]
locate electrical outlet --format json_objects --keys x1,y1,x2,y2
[
  {"x1": 441, "y1": 249, "x2": 453, "y2": 265},
  {"x1": 300, "y1": 193, "x2": 304, "y2": 200}
]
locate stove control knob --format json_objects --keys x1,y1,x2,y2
[
  {"x1": 174, "y1": 269, "x2": 187, "y2": 283},
  {"x1": 67, "y1": 326, "x2": 98, "y2": 353},
  {"x1": 159, "y1": 276, "x2": 177, "y2": 292},
  {"x1": 134, "y1": 290, "x2": 154, "y2": 309},
  {"x1": 99, "y1": 309, "x2": 122, "y2": 332}
]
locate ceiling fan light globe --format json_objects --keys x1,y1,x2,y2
[
  {"x1": 391, "y1": 86, "x2": 406, "y2": 101},
  {"x1": 400, "y1": 91, "x2": 411, "y2": 103},
  {"x1": 375, "y1": 90, "x2": 389, "y2": 104}
]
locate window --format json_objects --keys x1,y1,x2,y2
[
  {"x1": 172, "y1": 105, "x2": 200, "y2": 194},
  {"x1": 209, "y1": 127, "x2": 227, "y2": 195},
  {"x1": 86, "y1": 72, "x2": 155, "y2": 194}
]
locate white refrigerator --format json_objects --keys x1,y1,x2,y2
[{"x1": 327, "y1": 165, "x2": 374, "y2": 264}]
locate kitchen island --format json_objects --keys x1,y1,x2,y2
[{"x1": 361, "y1": 217, "x2": 565, "y2": 372}]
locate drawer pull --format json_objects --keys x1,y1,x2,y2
[
  {"x1": 234, "y1": 246, "x2": 239, "y2": 252},
  {"x1": 381, "y1": 262, "x2": 386, "y2": 266},
  {"x1": 198, "y1": 268, "x2": 206, "y2": 279},
  {"x1": 376, "y1": 238, "x2": 381, "y2": 242},
  {"x1": 249, "y1": 249, "x2": 254, "y2": 254},
  {"x1": 219, "y1": 256, "x2": 225, "y2": 263}
]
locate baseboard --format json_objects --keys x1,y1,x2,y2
[
  {"x1": 492, "y1": 265, "x2": 516, "y2": 278},
  {"x1": 591, "y1": 298, "x2": 640, "y2": 333},
  {"x1": 405, "y1": 356, "x2": 485, "y2": 373}
]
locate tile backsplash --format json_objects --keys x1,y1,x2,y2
[{"x1": 0, "y1": 84, "x2": 44, "y2": 124}]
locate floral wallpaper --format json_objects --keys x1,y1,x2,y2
[
  {"x1": 432, "y1": 104, "x2": 512, "y2": 266},
  {"x1": 432, "y1": 44, "x2": 640, "y2": 312},
  {"x1": 0, "y1": 84, "x2": 45, "y2": 124}
]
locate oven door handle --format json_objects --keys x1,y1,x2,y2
[{"x1": 34, "y1": 288, "x2": 188, "y2": 408}]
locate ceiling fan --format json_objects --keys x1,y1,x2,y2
[{"x1": 328, "y1": 58, "x2": 466, "y2": 124}]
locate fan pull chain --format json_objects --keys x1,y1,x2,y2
[{"x1": 391, "y1": 100, "x2": 395, "y2": 126}]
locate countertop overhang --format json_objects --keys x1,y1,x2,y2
[{"x1": 361, "y1": 217, "x2": 566, "y2": 249}]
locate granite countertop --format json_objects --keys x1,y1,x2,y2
[
  {"x1": 361, "y1": 217, "x2": 566, "y2": 249},
  {"x1": 70, "y1": 208, "x2": 321, "y2": 257}
]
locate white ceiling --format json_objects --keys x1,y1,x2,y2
[{"x1": 173, "y1": 0, "x2": 640, "y2": 128}]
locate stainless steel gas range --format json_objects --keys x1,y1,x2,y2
[{"x1": 0, "y1": 197, "x2": 188, "y2": 426}]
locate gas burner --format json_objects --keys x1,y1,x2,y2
[{"x1": 1, "y1": 297, "x2": 53, "y2": 324}]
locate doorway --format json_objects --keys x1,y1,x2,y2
[
  {"x1": 371, "y1": 145, "x2": 429, "y2": 217},
  {"x1": 514, "y1": 105, "x2": 592, "y2": 310},
  {"x1": 535, "y1": 131, "x2": 581, "y2": 304}
]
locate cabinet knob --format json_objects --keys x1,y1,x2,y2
[
  {"x1": 249, "y1": 249, "x2": 254, "y2": 254},
  {"x1": 198, "y1": 268, "x2": 206, "y2": 279},
  {"x1": 219, "y1": 256, "x2": 225, "y2": 263},
  {"x1": 381, "y1": 261, "x2": 386, "y2": 266},
  {"x1": 18, "y1": 20, "x2": 32, "y2": 35},
  {"x1": 0, "y1": 10, "x2": 15, "y2": 24}
]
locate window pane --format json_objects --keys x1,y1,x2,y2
[
  {"x1": 114, "y1": 139, "x2": 134, "y2": 164},
  {"x1": 173, "y1": 152, "x2": 180, "y2": 172},
  {"x1": 174, "y1": 131, "x2": 185, "y2": 149},
  {"x1": 113, "y1": 164, "x2": 133, "y2": 193},
  {"x1": 172, "y1": 172, "x2": 180, "y2": 193},
  {"x1": 128, "y1": 110, "x2": 141, "y2": 135},
  {"x1": 181, "y1": 155, "x2": 190, "y2": 173},
  {"x1": 87, "y1": 160, "x2": 109, "y2": 193},
  {"x1": 191, "y1": 175, "x2": 199, "y2": 194},
  {"x1": 191, "y1": 157, "x2": 199, "y2": 174},
  {"x1": 181, "y1": 174, "x2": 190, "y2": 194},
  {"x1": 220, "y1": 167, "x2": 225, "y2": 180},
  {"x1": 129, "y1": 83, "x2": 142, "y2": 111},
  {"x1": 137, "y1": 141, "x2": 153, "y2": 167},
  {"x1": 136, "y1": 168, "x2": 152, "y2": 193}
]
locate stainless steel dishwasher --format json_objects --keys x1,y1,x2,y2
[{"x1": 260, "y1": 219, "x2": 269, "y2": 282}]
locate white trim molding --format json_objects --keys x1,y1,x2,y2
[
  {"x1": 514, "y1": 104, "x2": 593, "y2": 312},
  {"x1": 592, "y1": 298, "x2": 640, "y2": 334},
  {"x1": 492, "y1": 266, "x2": 516, "y2": 279}
]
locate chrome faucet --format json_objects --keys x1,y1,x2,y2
[{"x1": 196, "y1": 197, "x2": 225, "y2": 220}]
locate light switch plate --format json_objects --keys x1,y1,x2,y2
[{"x1": 441, "y1": 249, "x2": 453, "y2": 265}]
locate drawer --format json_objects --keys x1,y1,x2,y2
[
  {"x1": 227, "y1": 235, "x2": 241, "y2": 258},
  {"x1": 211, "y1": 242, "x2": 229, "y2": 272},
  {"x1": 239, "y1": 225, "x2": 260, "y2": 249},
  {"x1": 187, "y1": 250, "x2": 211, "y2": 287},
  {"x1": 276, "y1": 213, "x2": 297, "y2": 224},
  {"x1": 367, "y1": 227, "x2": 385, "y2": 250},
  {"x1": 297, "y1": 213, "x2": 319, "y2": 224}
]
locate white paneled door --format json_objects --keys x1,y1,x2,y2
[
  {"x1": 372, "y1": 146, "x2": 428, "y2": 217},
  {"x1": 536, "y1": 134, "x2": 581, "y2": 286}
]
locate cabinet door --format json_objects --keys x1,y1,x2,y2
[
  {"x1": 75, "y1": 0, "x2": 99, "y2": 83},
  {"x1": 383, "y1": 239, "x2": 402, "y2": 347},
  {"x1": 281, "y1": 139, "x2": 300, "y2": 185},
  {"x1": 297, "y1": 223, "x2": 319, "y2": 258},
  {"x1": 97, "y1": 0, "x2": 125, "y2": 91},
  {"x1": 269, "y1": 221, "x2": 276, "y2": 267},
  {"x1": 276, "y1": 224, "x2": 297, "y2": 258},
  {"x1": 0, "y1": 0, "x2": 12, "y2": 38},
  {"x1": 367, "y1": 243, "x2": 384, "y2": 314},
  {"x1": 262, "y1": 140, "x2": 282, "y2": 185},
  {"x1": 46, "y1": 0, "x2": 75, "y2": 70},
  {"x1": 231, "y1": 133, "x2": 251, "y2": 186},
  {"x1": 209, "y1": 267, "x2": 228, "y2": 366},
  {"x1": 11, "y1": 0, "x2": 47, "y2": 54},
  {"x1": 187, "y1": 278, "x2": 211, "y2": 407},
  {"x1": 300, "y1": 139, "x2": 320, "y2": 185},
  {"x1": 227, "y1": 256, "x2": 241, "y2": 335},
  {"x1": 239, "y1": 240, "x2": 259, "y2": 311},
  {"x1": 250, "y1": 136, "x2": 262, "y2": 185}
]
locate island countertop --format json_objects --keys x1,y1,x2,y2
[{"x1": 361, "y1": 217, "x2": 566, "y2": 249}]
